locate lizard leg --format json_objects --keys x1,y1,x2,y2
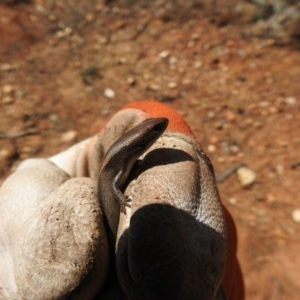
[{"x1": 113, "y1": 171, "x2": 132, "y2": 214}]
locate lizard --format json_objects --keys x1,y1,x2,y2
[{"x1": 98, "y1": 117, "x2": 169, "y2": 246}]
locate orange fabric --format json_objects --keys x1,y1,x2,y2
[
  {"x1": 120, "y1": 100, "x2": 245, "y2": 299},
  {"x1": 122, "y1": 100, "x2": 195, "y2": 137}
]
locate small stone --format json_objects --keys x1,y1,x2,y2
[
  {"x1": 266, "y1": 194, "x2": 276, "y2": 204},
  {"x1": 207, "y1": 111, "x2": 215, "y2": 119},
  {"x1": 237, "y1": 49, "x2": 245, "y2": 57},
  {"x1": 226, "y1": 111, "x2": 236, "y2": 122},
  {"x1": 229, "y1": 198, "x2": 237, "y2": 205},
  {"x1": 56, "y1": 30, "x2": 66, "y2": 39},
  {"x1": 284, "y1": 97, "x2": 297, "y2": 107},
  {"x1": 230, "y1": 145, "x2": 240, "y2": 154},
  {"x1": 269, "y1": 106, "x2": 278, "y2": 114},
  {"x1": 221, "y1": 65, "x2": 229, "y2": 72},
  {"x1": 48, "y1": 14, "x2": 56, "y2": 21},
  {"x1": 0, "y1": 147, "x2": 15, "y2": 160},
  {"x1": 217, "y1": 156, "x2": 226, "y2": 163},
  {"x1": 2, "y1": 84, "x2": 14, "y2": 94},
  {"x1": 127, "y1": 77, "x2": 136, "y2": 85},
  {"x1": 237, "y1": 167, "x2": 256, "y2": 187},
  {"x1": 115, "y1": 19, "x2": 126, "y2": 29},
  {"x1": 215, "y1": 120, "x2": 225, "y2": 129},
  {"x1": 0, "y1": 64, "x2": 12, "y2": 71},
  {"x1": 98, "y1": 36, "x2": 108, "y2": 44},
  {"x1": 209, "y1": 136, "x2": 218, "y2": 144},
  {"x1": 253, "y1": 121, "x2": 263, "y2": 128},
  {"x1": 2, "y1": 96, "x2": 13, "y2": 104},
  {"x1": 61, "y1": 131, "x2": 77, "y2": 143},
  {"x1": 49, "y1": 114, "x2": 59, "y2": 122},
  {"x1": 190, "y1": 33, "x2": 201, "y2": 40},
  {"x1": 64, "y1": 27, "x2": 72, "y2": 35},
  {"x1": 169, "y1": 56, "x2": 177, "y2": 65},
  {"x1": 182, "y1": 78, "x2": 192, "y2": 85},
  {"x1": 15, "y1": 89, "x2": 25, "y2": 98},
  {"x1": 292, "y1": 209, "x2": 300, "y2": 223},
  {"x1": 193, "y1": 61, "x2": 203, "y2": 69},
  {"x1": 259, "y1": 101, "x2": 269, "y2": 107},
  {"x1": 104, "y1": 88, "x2": 115, "y2": 99},
  {"x1": 118, "y1": 57, "x2": 127, "y2": 64},
  {"x1": 158, "y1": 50, "x2": 170, "y2": 58},
  {"x1": 36, "y1": 5, "x2": 46, "y2": 13},
  {"x1": 207, "y1": 144, "x2": 216, "y2": 153},
  {"x1": 148, "y1": 84, "x2": 160, "y2": 91},
  {"x1": 168, "y1": 82, "x2": 177, "y2": 89},
  {"x1": 275, "y1": 164, "x2": 284, "y2": 175},
  {"x1": 29, "y1": 15, "x2": 38, "y2": 22},
  {"x1": 85, "y1": 14, "x2": 94, "y2": 22},
  {"x1": 188, "y1": 40, "x2": 195, "y2": 48}
]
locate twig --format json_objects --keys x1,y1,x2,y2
[
  {"x1": 0, "y1": 128, "x2": 39, "y2": 139},
  {"x1": 215, "y1": 163, "x2": 243, "y2": 183}
]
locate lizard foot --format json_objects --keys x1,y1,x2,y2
[{"x1": 119, "y1": 195, "x2": 132, "y2": 214}]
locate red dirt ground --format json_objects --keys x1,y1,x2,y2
[{"x1": 0, "y1": 1, "x2": 300, "y2": 299}]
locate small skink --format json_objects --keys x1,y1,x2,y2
[{"x1": 98, "y1": 117, "x2": 169, "y2": 244}]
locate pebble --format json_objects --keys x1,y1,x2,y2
[
  {"x1": 292, "y1": 209, "x2": 300, "y2": 223},
  {"x1": 2, "y1": 84, "x2": 14, "y2": 94},
  {"x1": 226, "y1": 111, "x2": 237, "y2": 122},
  {"x1": 104, "y1": 88, "x2": 115, "y2": 98},
  {"x1": 207, "y1": 111, "x2": 215, "y2": 119},
  {"x1": 0, "y1": 64, "x2": 12, "y2": 71},
  {"x1": 169, "y1": 56, "x2": 177, "y2": 65},
  {"x1": 36, "y1": 5, "x2": 46, "y2": 13},
  {"x1": 190, "y1": 33, "x2": 201, "y2": 40},
  {"x1": 284, "y1": 97, "x2": 297, "y2": 107},
  {"x1": 207, "y1": 144, "x2": 216, "y2": 153},
  {"x1": 2, "y1": 96, "x2": 13, "y2": 104},
  {"x1": 182, "y1": 78, "x2": 192, "y2": 85},
  {"x1": 229, "y1": 198, "x2": 237, "y2": 205},
  {"x1": 259, "y1": 101, "x2": 269, "y2": 107},
  {"x1": 15, "y1": 90, "x2": 25, "y2": 98},
  {"x1": 209, "y1": 136, "x2": 218, "y2": 144},
  {"x1": 127, "y1": 77, "x2": 136, "y2": 85},
  {"x1": 253, "y1": 121, "x2": 263, "y2": 128},
  {"x1": 148, "y1": 84, "x2": 160, "y2": 91},
  {"x1": 275, "y1": 164, "x2": 285, "y2": 175},
  {"x1": 215, "y1": 120, "x2": 225, "y2": 129},
  {"x1": 193, "y1": 61, "x2": 203, "y2": 69},
  {"x1": 49, "y1": 114, "x2": 59, "y2": 122},
  {"x1": 158, "y1": 50, "x2": 170, "y2": 58},
  {"x1": 237, "y1": 166, "x2": 256, "y2": 187},
  {"x1": 85, "y1": 14, "x2": 94, "y2": 22},
  {"x1": 168, "y1": 82, "x2": 177, "y2": 89},
  {"x1": 230, "y1": 145, "x2": 240, "y2": 154},
  {"x1": 0, "y1": 146, "x2": 15, "y2": 160},
  {"x1": 217, "y1": 156, "x2": 226, "y2": 163},
  {"x1": 61, "y1": 130, "x2": 77, "y2": 143}
]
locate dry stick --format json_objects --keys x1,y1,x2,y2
[
  {"x1": 0, "y1": 128, "x2": 39, "y2": 139},
  {"x1": 215, "y1": 163, "x2": 243, "y2": 183}
]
